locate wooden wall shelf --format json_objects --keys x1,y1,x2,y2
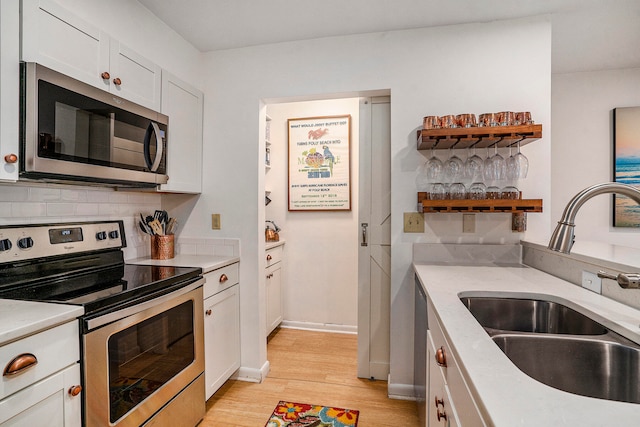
[
  {"x1": 417, "y1": 124, "x2": 542, "y2": 151},
  {"x1": 417, "y1": 192, "x2": 542, "y2": 213}
]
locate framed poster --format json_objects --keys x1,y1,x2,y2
[
  {"x1": 288, "y1": 115, "x2": 351, "y2": 211},
  {"x1": 613, "y1": 106, "x2": 640, "y2": 227}
]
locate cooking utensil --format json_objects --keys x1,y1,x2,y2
[{"x1": 148, "y1": 219, "x2": 164, "y2": 235}]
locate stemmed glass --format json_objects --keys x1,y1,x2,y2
[
  {"x1": 489, "y1": 144, "x2": 506, "y2": 181},
  {"x1": 513, "y1": 140, "x2": 529, "y2": 179},
  {"x1": 444, "y1": 148, "x2": 464, "y2": 182},
  {"x1": 505, "y1": 139, "x2": 529, "y2": 180},
  {"x1": 425, "y1": 148, "x2": 444, "y2": 182},
  {"x1": 464, "y1": 145, "x2": 484, "y2": 182}
]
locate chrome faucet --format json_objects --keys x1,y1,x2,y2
[{"x1": 548, "y1": 182, "x2": 640, "y2": 253}]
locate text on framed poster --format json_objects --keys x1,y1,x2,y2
[{"x1": 288, "y1": 115, "x2": 351, "y2": 211}]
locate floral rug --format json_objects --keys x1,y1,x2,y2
[{"x1": 265, "y1": 401, "x2": 359, "y2": 427}]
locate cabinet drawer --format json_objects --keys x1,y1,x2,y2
[
  {"x1": 427, "y1": 299, "x2": 458, "y2": 385},
  {"x1": 204, "y1": 263, "x2": 239, "y2": 299},
  {"x1": 266, "y1": 245, "x2": 282, "y2": 267},
  {"x1": 0, "y1": 321, "x2": 79, "y2": 399}
]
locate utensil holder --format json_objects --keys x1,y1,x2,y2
[{"x1": 151, "y1": 234, "x2": 174, "y2": 260}]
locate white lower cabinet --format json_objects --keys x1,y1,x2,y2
[
  {"x1": 0, "y1": 321, "x2": 82, "y2": 427},
  {"x1": 265, "y1": 245, "x2": 284, "y2": 335},
  {"x1": 427, "y1": 298, "x2": 485, "y2": 427},
  {"x1": 203, "y1": 263, "x2": 240, "y2": 399}
]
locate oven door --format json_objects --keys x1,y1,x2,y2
[{"x1": 83, "y1": 279, "x2": 204, "y2": 427}]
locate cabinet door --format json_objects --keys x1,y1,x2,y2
[
  {"x1": 109, "y1": 40, "x2": 162, "y2": 111},
  {"x1": 159, "y1": 72, "x2": 203, "y2": 193},
  {"x1": 0, "y1": 0, "x2": 19, "y2": 181},
  {"x1": 204, "y1": 284, "x2": 240, "y2": 399},
  {"x1": 266, "y1": 263, "x2": 283, "y2": 335},
  {"x1": 21, "y1": 0, "x2": 110, "y2": 89},
  {"x1": 427, "y1": 333, "x2": 459, "y2": 427},
  {"x1": 0, "y1": 363, "x2": 81, "y2": 427}
]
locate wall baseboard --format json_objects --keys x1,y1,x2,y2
[
  {"x1": 387, "y1": 381, "x2": 416, "y2": 401},
  {"x1": 280, "y1": 320, "x2": 357, "y2": 334},
  {"x1": 233, "y1": 360, "x2": 270, "y2": 383}
]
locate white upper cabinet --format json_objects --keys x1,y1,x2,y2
[
  {"x1": 21, "y1": 0, "x2": 161, "y2": 111},
  {"x1": 0, "y1": 0, "x2": 20, "y2": 182},
  {"x1": 159, "y1": 72, "x2": 203, "y2": 193}
]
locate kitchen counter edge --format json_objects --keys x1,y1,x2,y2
[
  {"x1": 128, "y1": 254, "x2": 240, "y2": 274},
  {"x1": 413, "y1": 262, "x2": 640, "y2": 426}
]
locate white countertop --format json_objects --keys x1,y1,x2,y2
[
  {"x1": 127, "y1": 254, "x2": 239, "y2": 274},
  {"x1": 266, "y1": 240, "x2": 285, "y2": 250},
  {"x1": 0, "y1": 300, "x2": 83, "y2": 346},
  {"x1": 414, "y1": 262, "x2": 640, "y2": 426}
]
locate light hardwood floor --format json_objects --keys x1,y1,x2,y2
[{"x1": 201, "y1": 328, "x2": 420, "y2": 426}]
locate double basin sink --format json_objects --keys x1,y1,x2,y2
[{"x1": 460, "y1": 296, "x2": 640, "y2": 404}]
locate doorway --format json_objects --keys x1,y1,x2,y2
[{"x1": 264, "y1": 94, "x2": 391, "y2": 380}]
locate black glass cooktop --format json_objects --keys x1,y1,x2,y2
[{"x1": 0, "y1": 250, "x2": 201, "y2": 315}]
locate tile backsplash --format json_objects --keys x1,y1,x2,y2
[{"x1": 0, "y1": 182, "x2": 162, "y2": 260}]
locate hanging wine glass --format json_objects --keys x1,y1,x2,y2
[
  {"x1": 425, "y1": 148, "x2": 443, "y2": 182},
  {"x1": 513, "y1": 139, "x2": 529, "y2": 179},
  {"x1": 483, "y1": 147, "x2": 496, "y2": 182},
  {"x1": 444, "y1": 148, "x2": 464, "y2": 183},
  {"x1": 505, "y1": 144, "x2": 519, "y2": 181},
  {"x1": 464, "y1": 144, "x2": 484, "y2": 182},
  {"x1": 490, "y1": 144, "x2": 506, "y2": 181}
]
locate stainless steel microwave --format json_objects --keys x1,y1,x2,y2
[{"x1": 20, "y1": 62, "x2": 168, "y2": 188}]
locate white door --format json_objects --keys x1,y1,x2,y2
[{"x1": 357, "y1": 96, "x2": 391, "y2": 380}]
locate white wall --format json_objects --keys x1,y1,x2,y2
[
  {"x1": 195, "y1": 18, "x2": 552, "y2": 392},
  {"x1": 551, "y1": 68, "x2": 640, "y2": 248},
  {"x1": 266, "y1": 98, "x2": 361, "y2": 329}
]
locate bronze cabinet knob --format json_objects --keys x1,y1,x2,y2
[
  {"x1": 4, "y1": 154, "x2": 17, "y2": 164},
  {"x1": 112, "y1": 77, "x2": 122, "y2": 86},
  {"x1": 100, "y1": 71, "x2": 110, "y2": 80},
  {"x1": 68, "y1": 385, "x2": 83, "y2": 396}
]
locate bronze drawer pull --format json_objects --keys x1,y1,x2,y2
[
  {"x1": 219, "y1": 274, "x2": 228, "y2": 283},
  {"x1": 4, "y1": 353, "x2": 38, "y2": 376},
  {"x1": 435, "y1": 346, "x2": 447, "y2": 367},
  {"x1": 4, "y1": 153, "x2": 18, "y2": 164},
  {"x1": 113, "y1": 77, "x2": 122, "y2": 86},
  {"x1": 206, "y1": 309, "x2": 212, "y2": 316},
  {"x1": 100, "y1": 71, "x2": 110, "y2": 79},
  {"x1": 437, "y1": 409, "x2": 448, "y2": 421},
  {"x1": 434, "y1": 396, "x2": 444, "y2": 407},
  {"x1": 266, "y1": 254, "x2": 272, "y2": 261}
]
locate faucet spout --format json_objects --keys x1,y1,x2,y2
[{"x1": 548, "y1": 182, "x2": 640, "y2": 253}]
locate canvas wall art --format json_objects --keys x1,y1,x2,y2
[{"x1": 613, "y1": 106, "x2": 640, "y2": 227}]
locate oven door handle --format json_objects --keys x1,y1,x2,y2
[{"x1": 85, "y1": 278, "x2": 204, "y2": 331}]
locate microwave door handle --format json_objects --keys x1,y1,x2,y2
[{"x1": 143, "y1": 122, "x2": 163, "y2": 172}]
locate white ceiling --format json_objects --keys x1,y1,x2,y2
[{"x1": 138, "y1": 0, "x2": 640, "y2": 74}]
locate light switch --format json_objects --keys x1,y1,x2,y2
[
  {"x1": 211, "y1": 214, "x2": 221, "y2": 230},
  {"x1": 404, "y1": 212, "x2": 424, "y2": 233}
]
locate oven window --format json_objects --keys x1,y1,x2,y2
[{"x1": 107, "y1": 300, "x2": 194, "y2": 423}]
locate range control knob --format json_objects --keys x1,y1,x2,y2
[
  {"x1": 0, "y1": 239, "x2": 12, "y2": 251},
  {"x1": 17, "y1": 237, "x2": 34, "y2": 250},
  {"x1": 96, "y1": 231, "x2": 107, "y2": 241},
  {"x1": 108, "y1": 230, "x2": 119, "y2": 239}
]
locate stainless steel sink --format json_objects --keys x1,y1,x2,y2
[
  {"x1": 492, "y1": 334, "x2": 640, "y2": 404},
  {"x1": 460, "y1": 295, "x2": 640, "y2": 403},
  {"x1": 460, "y1": 296, "x2": 608, "y2": 335}
]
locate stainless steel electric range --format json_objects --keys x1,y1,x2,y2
[{"x1": 0, "y1": 220, "x2": 205, "y2": 427}]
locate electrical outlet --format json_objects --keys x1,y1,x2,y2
[
  {"x1": 211, "y1": 214, "x2": 221, "y2": 230},
  {"x1": 581, "y1": 271, "x2": 602, "y2": 294},
  {"x1": 404, "y1": 212, "x2": 424, "y2": 233},
  {"x1": 462, "y1": 214, "x2": 476, "y2": 233}
]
